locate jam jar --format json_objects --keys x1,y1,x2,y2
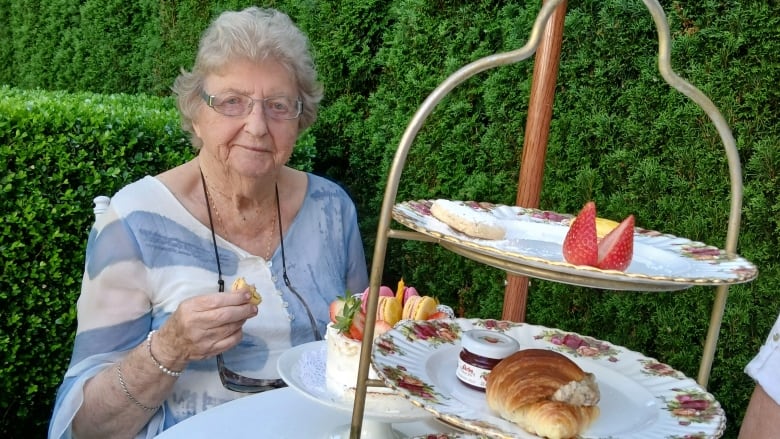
[{"x1": 456, "y1": 329, "x2": 519, "y2": 391}]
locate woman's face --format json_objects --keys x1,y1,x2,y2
[{"x1": 193, "y1": 58, "x2": 300, "y2": 178}]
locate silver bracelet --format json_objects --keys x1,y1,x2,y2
[
  {"x1": 116, "y1": 363, "x2": 160, "y2": 411},
  {"x1": 147, "y1": 330, "x2": 184, "y2": 377}
]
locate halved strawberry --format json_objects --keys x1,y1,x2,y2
[
  {"x1": 348, "y1": 309, "x2": 366, "y2": 341},
  {"x1": 333, "y1": 294, "x2": 362, "y2": 337},
  {"x1": 596, "y1": 214, "x2": 634, "y2": 270},
  {"x1": 373, "y1": 320, "x2": 393, "y2": 338},
  {"x1": 329, "y1": 298, "x2": 345, "y2": 324},
  {"x1": 427, "y1": 311, "x2": 449, "y2": 320},
  {"x1": 562, "y1": 201, "x2": 598, "y2": 266}
]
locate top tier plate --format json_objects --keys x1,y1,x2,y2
[{"x1": 392, "y1": 200, "x2": 757, "y2": 291}]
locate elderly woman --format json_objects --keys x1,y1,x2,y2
[{"x1": 49, "y1": 7, "x2": 368, "y2": 438}]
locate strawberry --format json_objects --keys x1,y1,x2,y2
[
  {"x1": 348, "y1": 309, "x2": 366, "y2": 341},
  {"x1": 373, "y1": 320, "x2": 393, "y2": 338},
  {"x1": 329, "y1": 298, "x2": 345, "y2": 324},
  {"x1": 596, "y1": 214, "x2": 635, "y2": 271},
  {"x1": 562, "y1": 201, "x2": 598, "y2": 266},
  {"x1": 333, "y1": 294, "x2": 362, "y2": 337},
  {"x1": 427, "y1": 311, "x2": 449, "y2": 320}
]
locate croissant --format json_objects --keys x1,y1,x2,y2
[{"x1": 485, "y1": 349, "x2": 600, "y2": 439}]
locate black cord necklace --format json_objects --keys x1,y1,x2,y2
[{"x1": 199, "y1": 168, "x2": 322, "y2": 341}]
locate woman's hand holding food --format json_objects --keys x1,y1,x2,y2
[{"x1": 154, "y1": 289, "x2": 259, "y2": 367}]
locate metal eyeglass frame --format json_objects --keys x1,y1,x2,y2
[{"x1": 200, "y1": 90, "x2": 303, "y2": 120}]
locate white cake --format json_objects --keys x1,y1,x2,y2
[{"x1": 325, "y1": 323, "x2": 393, "y2": 397}]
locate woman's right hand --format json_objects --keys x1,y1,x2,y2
[{"x1": 149, "y1": 291, "x2": 259, "y2": 370}]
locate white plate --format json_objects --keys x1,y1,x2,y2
[
  {"x1": 372, "y1": 318, "x2": 726, "y2": 439},
  {"x1": 392, "y1": 200, "x2": 757, "y2": 291},
  {"x1": 277, "y1": 340, "x2": 431, "y2": 423},
  {"x1": 410, "y1": 435, "x2": 488, "y2": 439}
]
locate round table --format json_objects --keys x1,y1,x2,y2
[{"x1": 155, "y1": 387, "x2": 459, "y2": 438}]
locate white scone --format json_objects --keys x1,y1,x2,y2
[{"x1": 430, "y1": 199, "x2": 505, "y2": 240}]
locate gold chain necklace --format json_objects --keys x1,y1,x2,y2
[{"x1": 202, "y1": 173, "x2": 277, "y2": 261}]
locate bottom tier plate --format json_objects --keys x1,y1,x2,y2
[{"x1": 371, "y1": 318, "x2": 726, "y2": 439}]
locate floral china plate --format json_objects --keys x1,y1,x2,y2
[
  {"x1": 372, "y1": 318, "x2": 726, "y2": 439},
  {"x1": 277, "y1": 340, "x2": 430, "y2": 423},
  {"x1": 411, "y1": 434, "x2": 489, "y2": 439},
  {"x1": 392, "y1": 200, "x2": 757, "y2": 291}
]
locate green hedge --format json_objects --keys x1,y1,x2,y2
[{"x1": 2, "y1": 1, "x2": 779, "y2": 438}]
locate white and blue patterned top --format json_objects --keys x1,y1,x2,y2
[
  {"x1": 745, "y1": 312, "x2": 780, "y2": 405},
  {"x1": 49, "y1": 174, "x2": 368, "y2": 438}
]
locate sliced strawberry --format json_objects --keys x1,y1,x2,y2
[
  {"x1": 329, "y1": 298, "x2": 345, "y2": 324},
  {"x1": 373, "y1": 320, "x2": 393, "y2": 338},
  {"x1": 597, "y1": 214, "x2": 634, "y2": 271},
  {"x1": 562, "y1": 201, "x2": 598, "y2": 266},
  {"x1": 333, "y1": 294, "x2": 362, "y2": 336},
  {"x1": 427, "y1": 311, "x2": 449, "y2": 320},
  {"x1": 348, "y1": 309, "x2": 366, "y2": 341}
]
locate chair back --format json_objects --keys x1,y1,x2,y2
[{"x1": 93, "y1": 196, "x2": 110, "y2": 219}]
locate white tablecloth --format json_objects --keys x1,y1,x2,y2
[{"x1": 155, "y1": 387, "x2": 458, "y2": 438}]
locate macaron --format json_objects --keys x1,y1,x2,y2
[
  {"x1": 232, "y1": 277, "x2": 261, "y2": 306},
  {"x1": 360, "y1": 285, "x2": 395, "y2": 313},
  {"x1": 402, "y1": 286, "x2": 420, "y2": 304},
  {"x1": 376, "y1": 295, "x2": 402, "y2": 326},
  {"x1": 402, "y1": 295, "x2": 437, "y2": 320}
]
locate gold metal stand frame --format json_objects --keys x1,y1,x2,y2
[{"x1": 350, "y1": 0, "x2": 744, "y2": 437}]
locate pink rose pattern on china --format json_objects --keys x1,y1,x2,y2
[
  {"x1": 640, "y1": 358, "x2": 687, "y2": 379},
  {"x1": 396, "y1": 319, "x2": 460, "y2": 346},
  {"x1": 378, "y1": 364, "x2": 441, "y2": 403},
  {"x1": 471, "y1": 318, "x2": 522, "y2": 332},
  {"x1": 536, "y1": 329, "x2": 621, "y2": 361},
  {"x1": 662, "y1": 388, "x2": 723, "y2": 431}
]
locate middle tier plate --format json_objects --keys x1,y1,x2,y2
[{"x1": 392, "y1": 200, "x2": 757, "y2": 291}]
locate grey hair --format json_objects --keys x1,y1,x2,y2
[{"x1": 172, "y1": 7, "x2": 323, "y2": 149}]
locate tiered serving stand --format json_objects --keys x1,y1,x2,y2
[{"x1": 346, "y1": 0, "x2": 758, "y2": 437}]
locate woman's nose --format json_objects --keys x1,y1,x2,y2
[{"x1": 243, "y1": 103, "x2": 269, "y2": 136}]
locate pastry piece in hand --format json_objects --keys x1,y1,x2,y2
[
  {"x1": 430, "y1": 199, "x2": 506, "y2": 240},
  {"x1": 232, "y1": 277, "x2": 261, "y2": 306},
  {"x1": 486, "y1": 349, "x2": 600, "y2": 439}
]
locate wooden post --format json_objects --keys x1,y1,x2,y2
[{"x1": 502, "y1": 0, "x2": 567, "y2": 322}]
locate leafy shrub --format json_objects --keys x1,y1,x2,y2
[{"x1": 2, "y1": 1, "x2": 780, "y2": 438}]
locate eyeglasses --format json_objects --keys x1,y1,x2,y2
[
  {"x1": 201, "y1": 90, "x2": 303, "y2": 120},
  {"x1": 201, "y1": 171, "x2": 322, "y2": 393}
]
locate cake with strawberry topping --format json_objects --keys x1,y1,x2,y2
[{"x1": 325, "y1": 281, "x2": 452, "y2": 398}]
